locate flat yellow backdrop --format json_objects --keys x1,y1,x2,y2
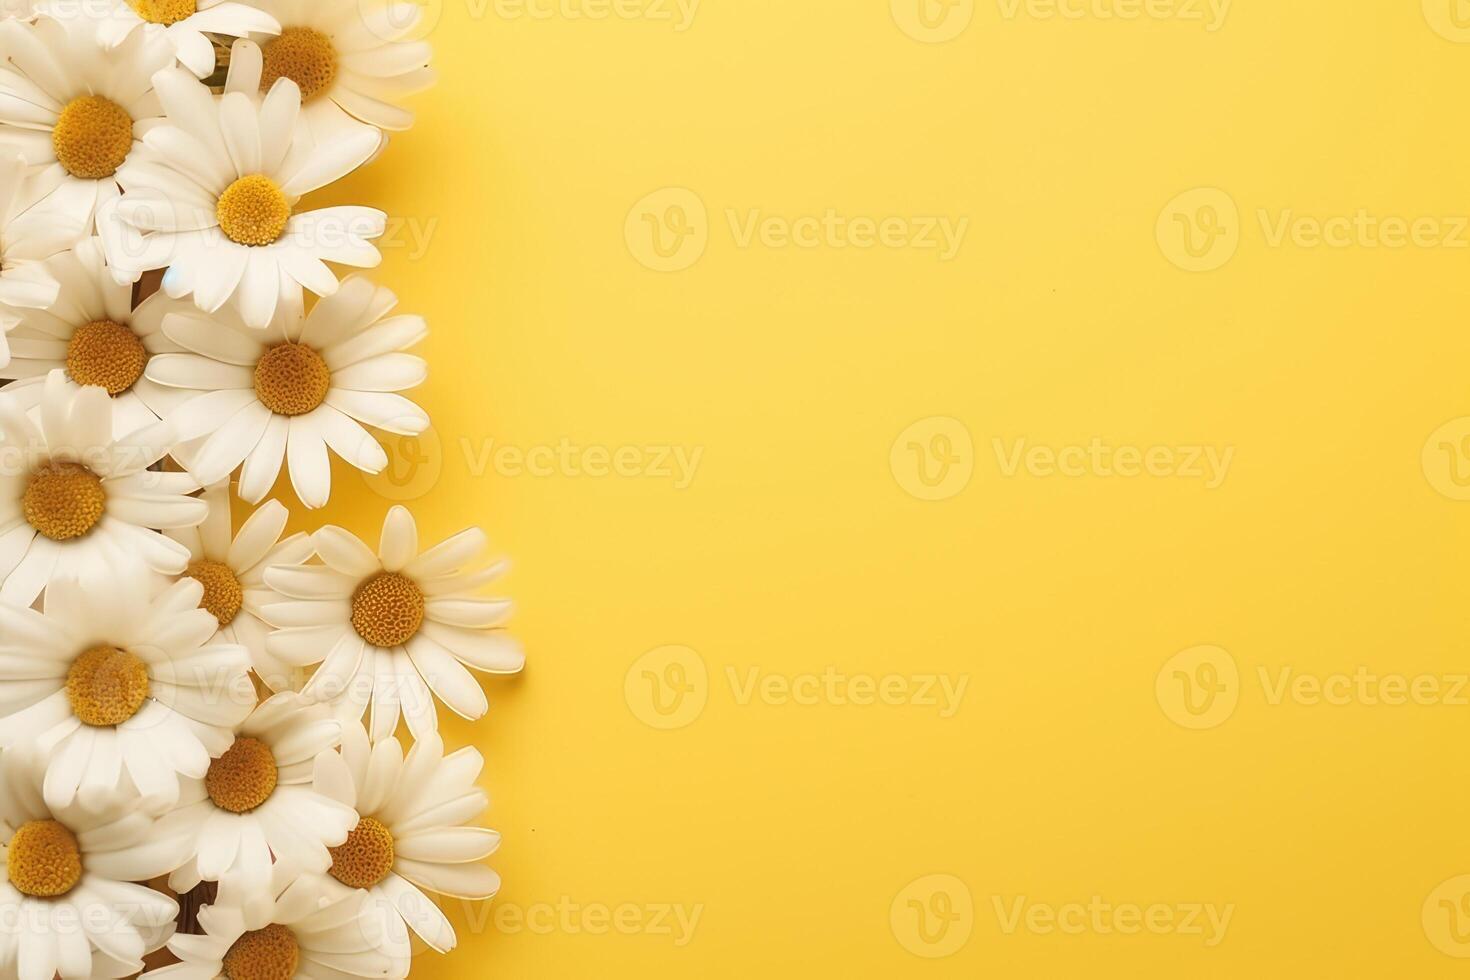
[{"x1": 295, "y1": 0, "x2": 1470, "y2": 975}]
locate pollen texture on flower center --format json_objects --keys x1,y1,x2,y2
[
  {"x1": 217, "y1": 175, "x2": 291, "y2": 246},
  {"x1": 206, "y1": 737, "x2": 279, "y2": 813},
  {"x1": 186, "y1": 559, "x2": 244, "y2": 627},
  {"x1": 222, "y1": 923, "x2": 300, "y2": 980},
  {"x1": 254, "y1": 342, "x2": 330, "y2": 416},
  {"x1": 6, "y1": 820, "x2": 82, "y2": 898},
  {"x1": 24, "y1": 461, "x2": 105, "y2": 541},
  {"x1": 350, "y1": 572, "x2": 425, "y2": 648},
  {"x1": 66, "y1": 646, "x2": 150, "y2": 727},
  {"x1": 127, "y1": 0, "x2": 196, "y2": 23},
  {"x1": 52, "y1": 95, "x2": 133, "y2": 180},
  {"x1": 328, "y1": 816, "x2": 395, "y2": 889},
  {"x1": 66, "y1": 319, "x2": 147, "y2": 395},
  {"x1": 260, "y1": 27, "x2": 338, "y2": 102}
]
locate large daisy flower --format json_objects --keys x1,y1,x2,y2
[
  {"x1": 141, "y1": 864, "x2": 407, "y2": 980},
  {"x1": 105, "y1": 58, "x2": 384, "y2": 330},
  {"x1": 242, "y1": 0, "x2": 433, "y2": 141},
  {"x1": 145, "y1": 275, "x2": 428, "y2": 508},
  {"x1": 0, "y1": 238, "x2": 193, "y2": 437},
  {"x1": 263, "y1": 506, "x2": 523, "y2": 742},
  {"x1": 147, "y1": 692, "x2": 358, "y2": 903},
  {"x1": 0, "y1": 15, "x2": 173, "y2": 227},
  {"x1": 0, "y1": 370, "x2": 202, "y2": 606},
  {"x1": 167, "y1": 480, "x2": 315, "y2": 692},
  {"x1": 0, "y1": 572, "x2": 253, "y2": 813},
  {"x1": 0, "y1": 747, "x2": 183, "y2": 980},
  {"x1": 316, "y1": 723, "x2": 501, "y2": 955},
  {"x1": 52, "y1": 0, "x2": 282, "y2": 80}
]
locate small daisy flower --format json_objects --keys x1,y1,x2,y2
[
  {"x1": 105, "y1": 57, "x2": 384, "y2": 330},
  {"x1": 0, "y1": 370, "x2": 203, "y2": 607},
  {"x1": 0, "y1": 572, "x2": 254, "y2": 813},
  {"x1": 0, "y1": 238, "x2": 194, "y2": 437},
  {"x1": 0, "y1": 747, "x2": 183, "y2": 980},
  {"x1": 263, "y1": 506, "x2": 523, "y2": 742},
  {"x1": 145, "y1": 275, "x2": 428, "y2": 508},
  {"x1": 0, "y1": 15, "x2": 174, "y2": 227},
  {"x1": 316, "y1": 723, "x2": 501, "y2": 955},
  {"x1": 141, "y1": 863, "x2": 408, "y2": 980},
  {"x1": 167, "y1": 480, "x2": 315, "y2": 692},
  {"x1": 238, "y1": 0, "x2": 432, "y2": 140},
  {"x1": 45, "y1": 0, "x2": 282, "y2": 80},
  {"x1": 147, "y1": 692, "x2": 359, "y2": 903},
  {"x1": 0, "y1": 152, "x2": 84, "y2": 363}
]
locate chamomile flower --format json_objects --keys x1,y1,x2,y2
[
  {"x1": 64, "y1": 0, "x2": 281, "y2": 80},
  {"x1": 239, "y1": 0, "x2": 432, "y2": 141},
  {"x1": 105, "y1": 58, "x2": 383, "y2": 330},
  {"x1": 167, "y1": 480, "x2": 315, "y2": 692},
  {"x1": 0, "y1": 370, "x2": 203, "y2": 607},
  {"x1": 316, "y1": 723, "x2": 501, "y2": 954},
  {"x1": 0, "y1": 152, "x2": 84, "y2": 364},
  {"x1": 145, "y1": 275, "x2": 428, "y2": 509},
  {"x1": 0, "y1": 747, "x2": 184, "y2": 980},
  {"x1": 262, "y1": 506, "x2": 523, "y2": 742},
  {"x1": 0, "y1": 572, "x2": 254, "y2": 813},
  {"x1": 0, "y1": 15, "x2": 174, "y2": 227},
  {"x1": 141, "y1": 863, "x2": 407, "y2": 980},
  {"x1": 0, "y1": 238, "x2": 193, "y2": 437},
  {"x1": 147, "y1": 692, "x2": 358, "y2": 903}
]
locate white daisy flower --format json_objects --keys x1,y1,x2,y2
[
  {"x1": 240, "y1": 0, "x2": 432, "y2": 140},
  {"x1": 147, "y1": 692, "x2": 358, "y2": 904},
  {"x1": 105, "y1": 59, "x2": 384, "y2": 330},
  {"x1": 262, "y1": 506, "x2": 523, "y2": 742},
  {"x1": 0, "y1": 238, "x2": 194, "y2": 438},
  {"x1": 166, "y1": 480, "x2": 315, "y2": 692},
  {"x1": 316, "y1": 723, "x2": 501, "y2": 955},
  {"x1": 0, "y1": 369, "x2": 203, "y2": 607},
  {"x1": 0, "y1": 152, "x2": 85, "y2": 365},
  {"x1": 145, "y1": 275, "x2": 428, "y2": 509},
  {"x1": 0, "y1": 571, "x2": 254, "y2": 813},
  {"x1": 40, "y1": 0, "x2": 281, "y2": 80},
  {"x1": 0, "y1": 747, "x2": 183, "y2": 980},
  {"x1": 141, "y1": 863, "x2": 407, "y2": 980},
  {"x1": 0, "y1": 15, "x2": 173, "y2": 228}
]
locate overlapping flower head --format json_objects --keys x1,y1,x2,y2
[{"x1": 0, "y1": 7, "x2": 521, "y2": 980}]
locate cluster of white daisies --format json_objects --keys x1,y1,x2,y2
[{"x1": 0, "y1": 4, "x2": 525, "y2": 980}]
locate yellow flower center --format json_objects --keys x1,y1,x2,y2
[
  {"x1": 350, "y1": 572, "x2": 425, "y2": 648},
  {"x1": 260, "y1": 27, "x2": 338, "y2": 102},
  {"x1": 127, "y1": 0, "x2": 196, "y2": 23},
  {"x1": 327, "y1": 816, "x2": 395, "y2": 889},
  {"x1": 205, "y1": 737, "x2": 278, "y2": 814},
  {"x1": 254, "y1": 343, "x2": 330, "y2": 416},
  {"x1": 186, "y1": 559, "x2": 244, "y2": 627},
  {"x1": 6, "y1": 820, "x2": 82, "y2": 899},
  {"x1": 217, "y1": 175, "x2": 291, "y2": 246},
  {"x1": 66, "y1": 646, "x2": 150, "y2": 727},
  {"x1": 23, "y1": 461, "x2": 105, "y2": 542},
  {"x1": 66, "y1": 319, "x2": 147, "y2": 396},
  {"x1": 52, "y1": 95, "x2": 133, "y2": 180},
  {"x1": 222, "y1": 924, "x2": 299, "y2": 980}
]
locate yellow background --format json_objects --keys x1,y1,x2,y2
[{"x1": 301, "y1": 0, "x2": 1470, "y2": 975}]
